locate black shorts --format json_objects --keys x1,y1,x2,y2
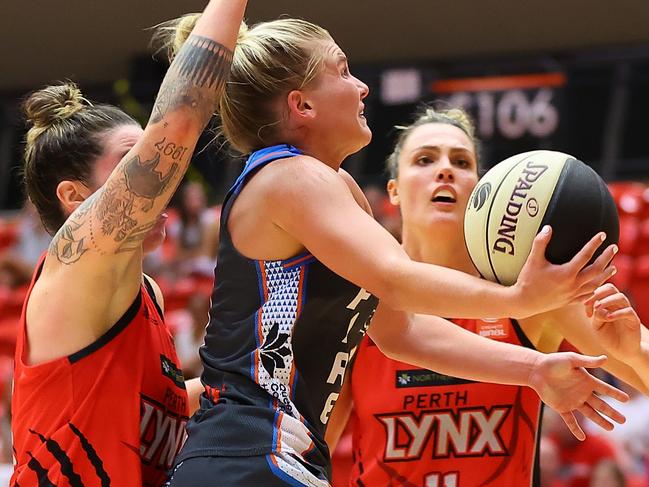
[{"x1": 166, "y1": 453, "x2": 330, "y2": 487}]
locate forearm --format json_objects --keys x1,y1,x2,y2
[
  {"x1": 185, "y1": 377, "x2": 204, "y2": 415},
  {"x1": 369, "y1": 304, "x2": 539, "y2": 387},
  {"x1": 624, "y1": 334, "x2": 649, "y2": 392},
  {"x1": 49, "y1": 1, "x2": 245, "y2": 264},
  {"x1": 149, "y1": 0, "x2": 245, "y2": 130},
  {"x1": 106, "y1": 0, "x2": 245, "y2": 232},
  {"x1": 548, "y1": 304, "x2": 649, "y2": 395},
  {"x1": 386, "y1": 259, "x2": 520, "y2": 319}
]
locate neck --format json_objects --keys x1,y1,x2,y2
[
  {"x1": 401, "y1": 223, "x2": 478, "y2": 275},
  {"x1": 281, "y1": 130, "x2": 349, "y2": 171}
]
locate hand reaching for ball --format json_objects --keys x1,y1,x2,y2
[
  {"x1": 513, "y1": 226, "x2": 618, "y2": 318},
  {"x1": 584, "y1": 283, "x2": 643, "y2": 360}
]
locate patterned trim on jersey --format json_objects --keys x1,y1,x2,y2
[
  {"x1": 252, "y1": 255, "x2": 310, "y2": 420},
  {"x1": 266, "y1": 451, "x2": 329, "y2": 487}
]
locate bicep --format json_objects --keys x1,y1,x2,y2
[{"x1": 271, "y1": 162, "x2": 408, "y2": 300}]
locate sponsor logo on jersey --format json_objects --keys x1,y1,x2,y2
[
  {"x1": 396, "y1": 370, "x2": 473, "y2": 388},
  {"x1": 376, "y1": 405, "x2": 510, "y2": 462},
  {"x1": 477, "y1": 321, "x2": 510, "y2": 340},
  {"x1": 160, "y1": 354, "x2": 185, "y2": 389}
]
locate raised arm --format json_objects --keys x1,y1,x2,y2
[
  {"x1": 367, "y1": 302, "x2": 628, "y2": 440},
  {"x1": 49, "y1": 0, "x2": 246, "y2": 268},
  {"x1": 268, "y1": 157, "x2": 616, "y2": 320}
]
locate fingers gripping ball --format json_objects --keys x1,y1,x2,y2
[{"x1": 464, "y1": 150, "x2": 619, "y2": 285}]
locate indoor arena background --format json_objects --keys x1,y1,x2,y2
[{"x1": 1, "y1": 1, "x2": 648, "y2": 485}]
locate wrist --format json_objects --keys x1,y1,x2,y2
[
  {"x1": 624, "y1": 341, "x2": 649, "y2": 368},
  {"x1": 504, "y1": 283, "x2": 530, "y2": 319},
  {"x1": 525, "y1": 352, "x2": 547, "y2": 392}
]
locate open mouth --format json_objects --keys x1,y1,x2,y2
[{"x1": 431, "y1": 189, "x2": 457, "y2": 203}]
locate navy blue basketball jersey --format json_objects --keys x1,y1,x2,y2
[{"x1": 176, "y1": 145, "x2": 378, "y2": 482}]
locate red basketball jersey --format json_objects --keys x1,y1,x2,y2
[
  {"x1": 11, "y1": 257, "x2": 189, "y2": 487},
  {"x1": 348, "y1": 318, "x2": 542, "y2": 487}
]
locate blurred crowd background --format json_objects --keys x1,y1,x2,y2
[{"x1": 1, "y1": 1, "x2": 648, "y2": 485}]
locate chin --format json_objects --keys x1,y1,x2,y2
[
  {"x1": 351, "y1": 128, "x2": 372, "y2": 153},
  {"x1": 429, "y1": 212, "x2": 463, "y2": 228}
]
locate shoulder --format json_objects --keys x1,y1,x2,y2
[
  {"x1": 338, "y1": 169, "x2": 372, "y2": 216},
  {"x1": 254, "y1": 155, "x2": 353, "y2": 204},
  {"x1": 143, "y1": 274, "x2": 165, "y2": 314},
  {"x1": 261, "y1": 154, "x2": 340, "y2": 182}
]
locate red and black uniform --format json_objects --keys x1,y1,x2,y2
[
  {"x1": 347, "y1": 318, "x2": 543, "y2": 487},
  {"x1": 11, "y1": 257, "x2": 189, "y2": 487}
]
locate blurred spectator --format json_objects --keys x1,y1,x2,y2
[
  {"x1": 0, "y1": 201, "x2": 50, "y2": 289},
  {"x1": 541, "y1": 436, "x2": 568, "y2": 487},
  {"x1": 601, "y1": 381, "x2": 649, "y2": 482},
  {"x1": 543, "y1": 408, "x2": 619, "y2": 487},
  {"x1": 168, "y1": 293, "x2": 210, "y2": 379},
  {"x1": 590, "y1": 460, "x2": 628, "y2": 487},
  {"x1": 166, "y1": 181, "x2": 220, "y2": 278}
]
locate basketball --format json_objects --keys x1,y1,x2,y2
[{"x1": 464, "y1": 150, "x2": 619, "y2": 285}]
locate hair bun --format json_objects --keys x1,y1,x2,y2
[{"x1": 23, "y1": 82, "x2": 86, "y2": 130}]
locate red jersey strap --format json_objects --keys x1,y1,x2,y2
[{"x1": 14, "y1": 251, "x2": 47, "y2": 365}]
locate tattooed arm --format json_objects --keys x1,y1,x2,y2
[
  {"x1": 49, "y1": 0, "x2": 246, "y2": 266},
  {"x1": 26, "y1": 1, "x2": 247, "y2": 365}
]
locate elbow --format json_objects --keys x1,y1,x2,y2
[
  {"x1": 369, "y1": 259, "x2": 411, "y2": 312},
  {"x1": 369, "y1": 324, "x2": 407, "y2": 362},
  {"x1": 372, "y1": 336, "x2": 401, "y2": 361}
]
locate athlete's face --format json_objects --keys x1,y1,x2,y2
[
  {"x1": 388, "y1": 123, "x2": 478, "y2": 233},
  {"x1": 302, "y1": 41, "x2": 371, "y2": 157},
  {"x1": 91, "y1": 124, "x2": 167, "y2": 254}
]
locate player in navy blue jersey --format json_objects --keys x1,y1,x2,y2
[{"x1": 161, "y1": 13, "x2": 623, "y2": 487}]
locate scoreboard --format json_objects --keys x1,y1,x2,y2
[{"x1": 359, "y1": 50, "x2": 649, "y2": 183}]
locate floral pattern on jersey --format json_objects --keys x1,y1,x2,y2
[{"x1": 260, "y1": 323, "x2": 291, "y2": 376}]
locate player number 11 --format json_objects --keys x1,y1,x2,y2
[{"x1": 425, "y1": 471, "x2": 459, "y2": 487}]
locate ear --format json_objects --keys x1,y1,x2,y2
[
  {"x1": 286, "y1": 90, "x2": 315, "y2": 123},
  {"x1": 387, "y1": 179, "x2": 400, "y2": 206},
  {"x1": 56, "y1": 180, "x2": 93, "y2": 217}
]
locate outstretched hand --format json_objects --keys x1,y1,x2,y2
[
  {"x1": 514, "y1": 227, "x2": 617, "y2": 318},
  {"x1": 585, "y1": 283, "x2": 643, "y2": 360},
  {"x1": 528, "y1": 352, "x2": 628, "y2": 440}
]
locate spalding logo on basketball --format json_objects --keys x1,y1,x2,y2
[{"x1": 464, "y1": 150, "x2": 619, "y2": 285}]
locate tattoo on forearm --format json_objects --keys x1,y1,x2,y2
[
  {"x1": 49, "y1": 219, "x2": 89, "y2": 265},
  {"x1": 48, "y1": 193, "x2": 102, "y2": 264},
  {"x1": 116, "y1": 221, "x2": 157, "y2": 253},
  {"x1": 154, "y1": 137, "x2": 189, "y2": 161},
  {"x1": 175, "y1": 36, "x2": 233, "y2": 89},
  {"x1": 95, "y1": 177, "x2": 138, "y2": 241},
  {"x1": 49, "y1": 32, "x2": 225, "y2": 264},
  {"x1": 124, "y1": 153, "x2": 179, "y2": 212},
  {"x1": 150, "y1": 35, "x2": 233, "y2": 125}
]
